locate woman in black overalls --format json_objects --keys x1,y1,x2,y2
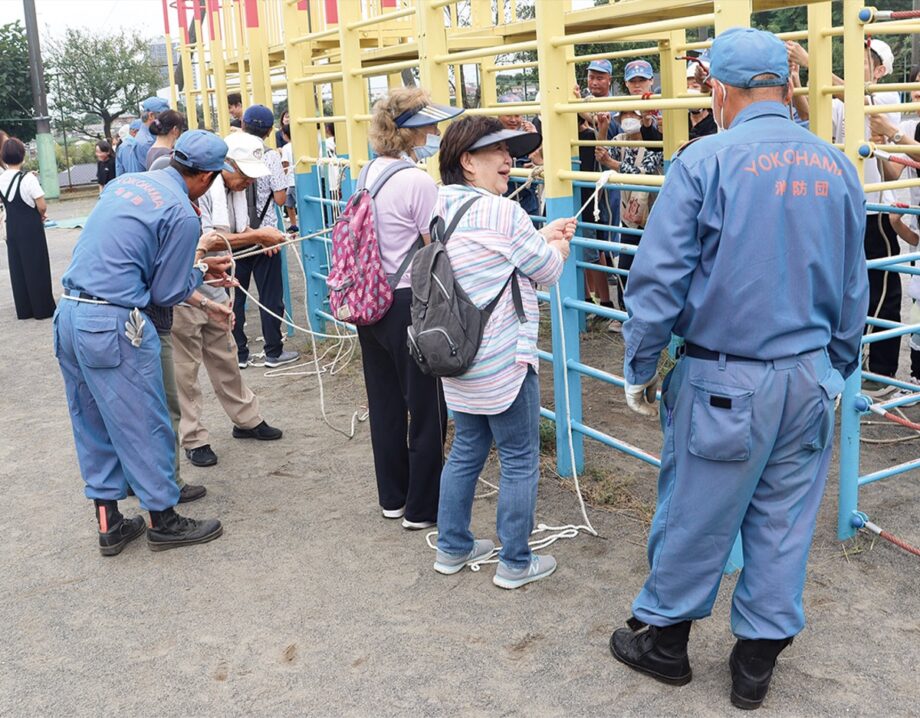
[{"x1": 0, "y1": 138, "x2": 55, "y2": 320}]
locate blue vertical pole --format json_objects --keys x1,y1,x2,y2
[
  {"x1": 837, "y1": 366, "x2": 862, "y2": 539},
  {"x1": 275, "y1": 205, "x2": 295, "y2": 337},
  {"x1": 294, "y1": 169, "x2": 327, "y2": 334},
  {"x1": 548, "y1": 194, "x2": 584, "y2": 477}
]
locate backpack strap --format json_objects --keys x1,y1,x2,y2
[
  {"x1": 387, "y1": 234, "x2": 424, "y2": 290},
  {"x1": 366, "y1": 159, "x2": 416, "y2": 197},
  {"x1": 355, "y1": 158, "x2": 376, "y2": 192},
  {"x1": 483, "y1": 271, "x2": 526, "y2": 324},
  {"x1": 441, "y1": 195, "x2": 480, "y2": 245}
]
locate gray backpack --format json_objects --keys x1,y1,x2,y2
[{"x1": 407, "y1": 196, "x2": 525, "y2": 377}]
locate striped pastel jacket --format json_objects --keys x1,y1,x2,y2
[{"x1": 435, "y1": 184, "x2": 564, "y2": 415}]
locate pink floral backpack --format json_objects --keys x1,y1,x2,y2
[{"x1": 326, "y1": 158, "x2": 423, "y2": 325}]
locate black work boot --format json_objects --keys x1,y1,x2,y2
[
  {"x1": 146, "y1": 507, "x2": 223, "y2": 551},
  {"x1": 729, "y1": 637, "x2": 794, "y2": 710},
  {"x1": 609, "y1": 617, "x2": 693, "y2": 686},
  {"x1": 94, "y1": 499, "x2": 145, "y2": 556}
]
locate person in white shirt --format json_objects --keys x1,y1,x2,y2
[{"x1": 0, "y1": 137, "x2": 55, "y2": 319}]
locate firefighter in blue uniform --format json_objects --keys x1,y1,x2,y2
[
  {"x1": 609, "y1": 28, "x2": 869, "y2": 710},
  {"x1": 54, "y1": 130, "x2": 233, "y2": 556},
  {"x1": 119, "y1": 97, "x2": 169, "y2": 175}
]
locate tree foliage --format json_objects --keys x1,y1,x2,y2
[
  {"x1": 46, "y1": 28, "x2": 162, "y2": 141},
  {"x1": 0, "y1": 21, "x2": 36, "y2": 142}
]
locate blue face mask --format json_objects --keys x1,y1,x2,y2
[{"x1": 412, "y1": 133, "x2": 441, "y2": 160}]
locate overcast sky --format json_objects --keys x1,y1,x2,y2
[{"x1": 3, "y1": 0, "x2": 166, "y2": 39}]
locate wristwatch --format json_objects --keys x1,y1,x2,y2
[
  {"x1": 890, "y1": 130, "x2": 904, "y2": 144},
  {"x1": 195, "y1": 261, "x2": 209, "y2": 274},
  {"x1": 198, "y1": 297, "x2": 210, "y2": 310}
]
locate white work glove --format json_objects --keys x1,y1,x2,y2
[{"x1": 624, "y1": 376, "x2": 660, "y2": 417}]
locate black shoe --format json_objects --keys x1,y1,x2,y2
[
  {"x1": 609, "y1": 617, "x2": 693, "y2": 686},
  {"x1": 185, "y1": 444, "x2": 218, "y2": 467},
  {"x1": 95, "y1": 500, "x2": 146, "y2": 556},
  {"x1": 232, "y1": 420, "x2": 282, "y2": 441},
  {"x1": 146, "y1": 507, "x2": 223, "y2": 551},
  {"x1": 729, "y1": 637, "x2": 793, "y2": 710},
  {"x1": 178, "y1": 483, "x2": 207, "y2": 503}
]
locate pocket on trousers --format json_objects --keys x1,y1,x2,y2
[
  {"x1": 801, "y1": 367, "x2": 845, "y2": 451},
  {"x1": 688, "y1": 379, "x2": 754, "y2": 462},
  {"x1": 74, "y1": 315, "x2": 121, "y2": 369}
]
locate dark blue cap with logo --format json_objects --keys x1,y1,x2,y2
[
  {"x1": 172, "y1": 130, "x2": 232, "y2": 172},
  {"x1": 243, "y1": 104, "x2": 275, "y2": 131},
  {"x1": 710, "y1": 27, "x2": 789, "y2": 88}
]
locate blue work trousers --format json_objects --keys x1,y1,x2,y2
[
  {"x1": 53, "y1": 299, "x2": 180, "y2": 511},
  {"x1": 437, "y1": 368, "x2": 540, "y2": 569},
  {"x1": 632, "y1": 348, "x2": 844, "y2": 640}
]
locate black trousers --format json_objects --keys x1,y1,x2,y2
[
  {"x1": 231, "y1": 251, "x2": 285, "y2": 360},
  {"x1": 616, "y1": 231, "x2": 641, "y2": 311},
  {"x1": 357, "y1": 288, "x2": 446, "y2": 523},
  {"x1": 864, "y1": 213, "x2": 901, "y2": 378}
]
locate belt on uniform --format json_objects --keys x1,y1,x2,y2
[
  {"x1": 682, "y1": 342, "x2": 757, "y2": 363},
  {"x1": 62, "y1": 288, "x2": 111, "y2": 304}
]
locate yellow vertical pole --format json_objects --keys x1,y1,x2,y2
[
  {"x1": 179, "y1": 27, "x2": 199, "y2": 128},
  {"x1": 244, "y1": 0, "x2": 273, "y2": 108},
  {"x1": 283, "y1": 0, "x2": 318, "y2": 165},
  {"x1": 235, "y1": 0, "x2": 250, "y2": 105},
  {"x1": 843, "y1": 0, "x2": 867, "y2": 178},
  {"x1": 387, "y1": 73, "x2": 402, "y2": 90},
  {"x1": 471, "y1": 0, "x2": 496, "y2": 106},
  {"x1": 416, "y1": 0, "x2": 452, "y2": 179},
  {"x1": 449, "y1": 4, "x2": 463, "y2": 106},
  {"x1": 713, "y1": 0, "x2": 751, "y2": 33},
  {"x1": 808, "y1": 2, "x2": 834, "y2": 142},
  {"x1": 165, "y1": 35, "x2": 178, "y2": 108},
  {"x1": 660, "y1": 29, "x2": 689, "y2": 158},
  {"x1": 337, "y1": 0, "x2": 370, "y2": 187},
  {"x1": 195, "y1": 1, "x2": 212, "y2": 129},
  {"x1": 207, "y1": 0, "x2": 230, "y2": 136}
]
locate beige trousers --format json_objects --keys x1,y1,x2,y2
[{"x1": 171, "y1": 302, "x2": 262, "y2": 449}]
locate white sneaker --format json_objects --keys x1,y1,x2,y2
[
  {"x1": 493, "y1": 554, "x2": 557, "y2": 589},
  {"x1": 434, "y1": 539, "x2": 495, "y2": 575},
  {"x1": 402, "y1": 518, "x2": 436, "y2": 530},
  {"x1": 607, "y1": 319, "x2": 622, "y2": 333},
  {"x1": 381, "y1": 506, "x2": 405, "y2": 519},
  {"x1": 892, "y1": 389, "x2": 920, "y2": 407}
]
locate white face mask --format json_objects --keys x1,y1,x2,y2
[
  {"x1": 712, "y1": 80, "x2": 727, "y2": 131},
  {"x1": 620, "y1": 117, "x2": 641, "y2": 134},
  {"x1": 412, "y1": 133, "x2": 441, "y2": 160}
]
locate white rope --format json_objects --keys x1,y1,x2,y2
[
  {"x1": 506, "y1": 165, "x2": 544, "y2": 201},
  {"x1": 214, "y1": 232, "x2": 366, "y2": 438}
]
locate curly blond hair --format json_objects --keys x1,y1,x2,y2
[{"x1": 368, "y1": 87, "x2": 432, "y2": 157}]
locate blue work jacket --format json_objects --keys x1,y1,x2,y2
[
  {"x1": 623, "y1": 101, "x2": 869, "y2": 385},
  {"x1": 62, "y1": 167, "x2": 204, "y2": 308}
]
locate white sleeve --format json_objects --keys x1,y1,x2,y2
[{"x1": 24, "y1": 173, "x2": 45, "y2": 203}]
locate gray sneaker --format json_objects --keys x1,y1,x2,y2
[
  {"x1": 434, "y1": 539, "x2": 495, "y2": 575},
  {"x1": 493, "y1": 554, "x2": 557, "y2": 589},
  {"x1": 264, "y1": 349, "x2": 300, "y2": 368}
]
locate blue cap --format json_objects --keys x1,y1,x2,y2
[
  {"x1": 498, "y1": 92, "x2": 523, "y2": 104},
  {"x1": 710, "y1": 27, "x2": 789, "y2": 88},
  {"x1": 586, "y1": 59, "x2": 612, "y2": 75},
  {"x1": 394, "y1": 101, "x2": 463, "y2": 128},
  {"x1": 141, "y1": 96, "x2": 170, "y2": 113},
  {"x1": 172, "y1": 130, "x2": 232, "y2": 172},
  {"x1": 243, "y1": 104, "x2": 274, "y2": 131},
  {"x1": 624, "y1": 60, "x2": 654, "y2": 81},
  {"x1": 129, "y1": 119, "x2": 142, "y2": 131}
]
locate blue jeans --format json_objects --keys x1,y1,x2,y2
[{"x1": 437, "y1": 368, "x2": 540, "y2": 569}]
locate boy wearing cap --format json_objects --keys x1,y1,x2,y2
[
  {"x1": 234, "y1": 104, "x2": 299, "y2": 369},
  {"x1": 54, "y1": 130, "x2": 236, "y2": 554},
  {"x1": 171, "y1": 132, "x2": 286, "y2": 469},
  {"x1": 610, "y1": 28, "x2": 868, "y2": 710}
]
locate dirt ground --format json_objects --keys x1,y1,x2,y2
[{"x1": 1, "y1": 194, "x2": 918, "y2": 717}]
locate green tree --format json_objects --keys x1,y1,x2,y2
[
  {"x1": 0, "y1": 21, "x2": 36, "y2": 142},
  {"x1": 46, "y1": 28, "x2": 162, "y2": 141}
]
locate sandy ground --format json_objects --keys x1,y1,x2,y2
[{"x1": 1, "y1": 194, "x2": 918, "y2": 717}]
